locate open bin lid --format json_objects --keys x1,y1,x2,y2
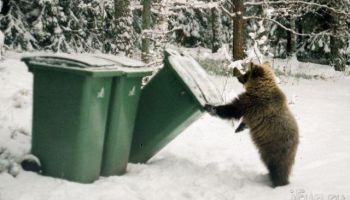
[
  {"x1": 21, "y1": 53, "x2": 153, "y2": 77},
  {"x1": 165, "y1": 49, "x2": 224, "y2": 107}
]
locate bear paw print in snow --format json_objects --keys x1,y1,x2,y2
[
  {"x1": 0, "y1": 158, "x2": 9, "y2": 173},
  {"x1": 10, "y1": 126, "x2": 30, "y2": 139},
  {"x1": 0, "y1": 158, "x2": 20, "y2": 177},
  {"x1": 12, "y1": 89, "x2": 31, "y2": 109},
  {"x1": 8, "y1": 162, "x2": 20, "y2": 177}
]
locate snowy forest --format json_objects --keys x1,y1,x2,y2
[{"x1": 0, "y1": 0, "x2": 349, "y2": 71}]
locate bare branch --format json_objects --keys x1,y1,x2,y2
[{"x1": 244, "y1": 16, "x2": 331, "y2": 37}]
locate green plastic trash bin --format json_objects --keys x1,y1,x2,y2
[
  {"x1": 22, "y1": 54, "x2": 152, "y2": 183},
  {"x1": 129, "y1": 49, "x2": 223, "y2": 163},
  {"x1": 98, "y1": 55, "x2": 153, "y2": 176}
]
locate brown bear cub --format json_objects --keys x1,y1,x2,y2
[{"x1": 205, "y1": 63, "x2": 299, "y2": 187}]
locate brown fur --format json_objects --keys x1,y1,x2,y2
[{"x1": 206, "y1": 63, "x2": 299, "y2": 187}]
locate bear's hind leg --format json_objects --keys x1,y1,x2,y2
[{"x1": 267, "y1": 161, "x2": 290, "y2": 187}]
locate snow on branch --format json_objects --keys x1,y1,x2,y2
[
  {"x1": 217, "y1": 0, "x2": 348, "y2": 38},
  {"x1": 170, "y1": 0, "x2": 218, "y2": 10},
  {"x1": 244, "y1": 1, "x2": 350, "y2": 17}
]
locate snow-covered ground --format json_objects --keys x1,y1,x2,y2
[{"x1": 0, "y1": 53, "x2": 350, "y2": 200}]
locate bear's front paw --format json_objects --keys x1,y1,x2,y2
[{"x1": 204, "y1": 104, "x2": 217, "y2": 116}]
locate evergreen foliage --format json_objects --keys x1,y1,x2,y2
[
  {"x1": 0, "y1": 0, "x2": 348, "y2": 67},
  {"x1": 0, "y1": 0, "x2": 124, "y2": 53}
]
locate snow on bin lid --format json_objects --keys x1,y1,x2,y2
[
  {"x1": 22, "y1": 53, "x2": 117, "y2": 68},
  {"x1": 166, "y1": 49, "x2": 224, "y2": 107},
  {"x1": 21, "y1": 53, "x2": 153, "y2": 74}
]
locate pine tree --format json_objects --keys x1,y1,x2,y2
[
  {"x1": 33, "y1": 0, "x2": 64, "y2": 52},
  {"x1": 328, "y1": 0, "x2": 348, "y2": 71},
  {"x1": 114, "y1": 0, "x2": 133, "y2": 56},
  {"x1": 286, "y1": 16, "x2": 297, "y2": 57},
  {"x1": 211, "y1": 7, "x2": 222, "y2": 53},
  {"x1": 0, "y1": 0, "x2": 37, "y2": 51}
]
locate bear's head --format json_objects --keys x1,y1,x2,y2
[{"x1": 233, "y1": 62, "x2": 276, "y2": 90}]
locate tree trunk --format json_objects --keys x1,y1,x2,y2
[
  {"x1": 141, "y1": 0, "x2": 151, "y2": 63},
  {"x1": 152, "y1": 0, "x2": 168, "y2": 64},
  {"x1": 330, "y1": 13, "x2": 347, "y2": 71},
  {"x1": 211, "y1": 7, "x2": 222, "y2": 53},
  {"x1": 286, "y1": 16, "x2": 297, "y2": 56},
  {"x1": 114, "y1": 0, "x2": 133, "y2": 56},
  {"x1": 232, "y1": 0, "x2": 245, "y2": 60}
]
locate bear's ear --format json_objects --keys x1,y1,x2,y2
[{"x1": 251, "y1": 64, "x2": 265, "y2": 78}]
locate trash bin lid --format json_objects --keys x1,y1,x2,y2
[
  {"x1": 165, "y1": 49, "x2": 224, "y2": 107},
  {"x1": 94, "y1": 54, "x2": 145, "y2": 68},
  {"x1": 21, "y1": 53, "x2": 153, "y2": 77}
]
